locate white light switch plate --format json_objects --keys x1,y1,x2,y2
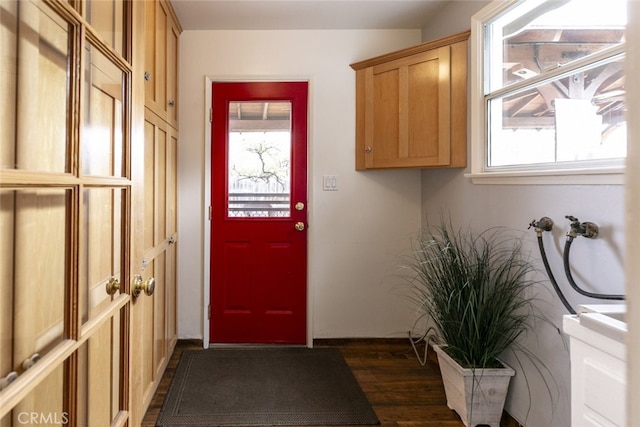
[{"x1": 322, "y1": 175, "x2": 338, "y2": 191}]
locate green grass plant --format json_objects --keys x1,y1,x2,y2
[{"x1": 404, "y1": 220, "x2": 538, "y2": 369}]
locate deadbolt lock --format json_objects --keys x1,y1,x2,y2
[{"x1": 133, "y1": 274, "x2": 156, "y2": 298}]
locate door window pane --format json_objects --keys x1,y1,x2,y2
[
  {"x1": 1, "y1": 0, "x2": 71, "y2": 172},
  {"x1": 227, "y1": 101, "x2": 291, "y2": 218}
]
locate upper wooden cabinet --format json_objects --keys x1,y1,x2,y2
[
  {"x1": 145, "y1": 0, "x2": 182, "y2": 128},
  {"x1": 350, "y1": 31, "x2": 469, "y2": 170}
]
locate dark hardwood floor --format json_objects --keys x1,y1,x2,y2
[{"x1": 142, "y1": 339, "x2": 518, "y2": 427}]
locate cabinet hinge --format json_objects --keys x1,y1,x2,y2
[
  {"x1": 208, "y1": 304, "x2": 211, "y2": 319},
  {"x1": 208, "y1": 205, "x2": 212, "y2": 220},
  {"x1": 209, "y1": 108, "x2": 213, "y2": 122}
]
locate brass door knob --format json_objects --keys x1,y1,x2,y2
[
  {"x1": 294, "y1": 222, "x2": 305, "y2": 231},
  {"x1": 133, "y1": 274, "x2": 155, "y2": 297},
  {"x1": 106, "y1": 277, "x2": 120, "y2": 295}
]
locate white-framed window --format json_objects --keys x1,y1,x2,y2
[{"x1": 468, "y1": 0, "x2": 627, "y2": 185}]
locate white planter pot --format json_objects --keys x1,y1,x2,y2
[{"x1": 434, "y1": 345, "x2": 515, "y2": 427}]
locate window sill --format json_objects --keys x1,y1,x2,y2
[{"x1": 464, "y1": 166, "x2": 625, "y2": 185}]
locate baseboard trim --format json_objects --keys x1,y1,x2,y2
[
  {"x1": 176, "y1": 338, "x2": 204, "y2": 348},
  {"x1": 313, "y1": 337, "x2": 411, "y2": 346}
]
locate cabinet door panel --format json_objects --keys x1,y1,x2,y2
[
  {"x1": 408, "y1": 59, "x2": 439, "y2": 157},
  {"x1": 406, "y1": 46, "x2": 450, "y2": 166},
  {"x1": 82, "y1": 43, "x2": 126, "y2": 177},
  {"x1": 167, "y1": 22, "x2": 179, "y2": 127},
  {"x1": 77, "y1": 310, "x2": 125, "y2": 427},
  {"x1": 2, "y1": 365, "x2": 65, "y2": 426},
  {"x1": 1, "y1": 1, "x2": 135, "y2": 425},
  {"x1": 5, "y1": 189, "x2": 68, "y2": 364},
  {"x1": 1, "y1": 0, "x2": 70, "y2": 173},
  {"x1": 140, "y1": 110, "x2": 178, "y2": 411},
  {"x1": 136, "y1": 1, "x2": 180, "y2": 413},
  {"x1": 352, "y1": 31, "x2": 468, "y2": 170},
  {"x1": 144, "y1": 0, "x2": 180, "y2": 128},
  {"x1": 86, "y1": 0, "x2": 126, "y2": 57},
  {"x1": 367, "y1": 47, "x2": 451, "y2": 168},
  {"x1": 370, "y1": 68, "x2": 400, "y2": 167},
  {"x1": 449, "y1": 40, "x2": 468, "y2": 168},
  {"x1": 144, "y1": 0, "x2": 167, "y2": 115}
]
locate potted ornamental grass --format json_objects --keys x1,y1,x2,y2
[{"x1": 402, "y1": 219, "x2": 546, "y2": 427}]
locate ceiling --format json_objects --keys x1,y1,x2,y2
[
  {"x1": 170, "y1": 0, "x2": 448, "y2": 31},
  {"x1": 171, "y1": 1, "x2": 625, "y2": 133}
]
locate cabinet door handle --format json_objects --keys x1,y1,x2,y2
[
  {"x1": 0, "y1": 371, "x2": 18, "y2": 391},
  {"x1": 22, "y1": 353, "x2": 40, "y2": 370},
  {"x1": 106, "y1": 277, "x2": 120, "y2": 295},
  {"x1": 168, "y1": 100, "x2": 175, "y2": 107},
  {"x1": 365, "y1": 146, "x2": 372, "y2": 153},
  {"x1": 144, "y1": 71, "x2": 151, "y2": 81},
  {"x1": 133, "y1": 274, "x2": 155, "y2": 298}
]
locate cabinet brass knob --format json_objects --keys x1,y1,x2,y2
[
  {"x1": 365, "y1": 146, "x2": 372, "y2": 153},
  {"x1": 106, "y1": 277, "x2": 120, "y2": 295},
  {"x1": 133, "y1": 274, "x2": 156, "y2": 298}
]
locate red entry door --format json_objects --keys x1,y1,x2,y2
[{"x1": 210, "y1": 82, "x2": 308, "y2": 344}]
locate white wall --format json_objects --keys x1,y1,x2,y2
[
  {"x1": 421, "y1": 3, "x2": 626, "y2": 427},
  {"x1": 419, "y1": 172, "x2": 623, "y2": 427},
  {"x1": 421, "y1": 0, "x2": 490, "y2": 40},
  {"x1": 177, "y1": 29, "x2": 424, "y2": 341}
]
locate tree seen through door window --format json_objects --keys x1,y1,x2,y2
[{"x1": 228, "y1": 130, "x2": 291, "y2": 217}]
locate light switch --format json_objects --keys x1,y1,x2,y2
[{"x1": 322, "y1": 175, "x2": 338, "y2": 191}]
